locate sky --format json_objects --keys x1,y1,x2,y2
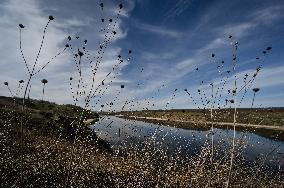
[{"x1": 0, "y1": 0, "x2": 283, "y2": 111}]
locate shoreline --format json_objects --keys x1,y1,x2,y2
[{"x1": 115, "y1": 115, "x2": 284, "y2": 141}]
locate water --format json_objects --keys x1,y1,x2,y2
[{"x1": 91, "y1": 116, "x2": 284, "y2": 170}]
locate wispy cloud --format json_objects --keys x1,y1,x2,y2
[
  {"x1": 164, "y1": 0, "x2": 192, "y2": 20},
  {"x1": 0, "y1": 0, "x2": 131, "y2": 105},
  {"x1": 134, "y1": 21, "x2": 182, "y2": 38}
]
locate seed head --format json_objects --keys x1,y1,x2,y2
[
  {"x1": 49, "y1": 15, "x2": 54, "y2": 20},
  {"x1": 41, "y1": 79, "x2": 48, "y2": 84},
  {"x1": 19, "y1": 24, "x2": 25, "y2": 29},
  {"x1": 253, "y1": 88, "x2": 260, "y2": 93},
  {"x1": 4, "y1": 82, "x2": 8, "y2": 86},
  {"x1": 78, "y1": 49, "x2": 84, "y2": 57}
]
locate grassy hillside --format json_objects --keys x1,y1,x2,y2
[
  {"x1": 114, "y1": 108, "x2": 284, "y2": 126},
  {"x1": 0, "y1": 96, "x2": 113, "y2": 187},
  {"x1": 113, "y1": 108, "x2": 284, "y2": 140}
]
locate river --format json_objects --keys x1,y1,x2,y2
[{"x1": 90, "y1": 116, "x2": 284, "y2": 170}]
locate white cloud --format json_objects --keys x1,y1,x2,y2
[
  {"x1": 0, "y1": 0, "x2": 131, "y2": 106},
  {"x1": 134, "y1": 22, "x2": 182, "y2": 38}
]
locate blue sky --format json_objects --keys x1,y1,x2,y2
[{"x1": 0, "y1": 0, "x2": 283, "y2": 111}]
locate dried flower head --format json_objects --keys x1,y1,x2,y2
[
  {"x1": 41, "y1": 79, "x2": 48, "y2": 84},
  {"x1": 4, "y1": 82, "x2": 8, "y2": 86},
  {"x1": 253, "y1": 88, "x2": 260, "y2": 93},
  {"x1": 121, "y1": 85, "x2": 124, "y2": 88},
  {"x1": 119, "y1": 3, "x2": 123, "y2": 9},
  {"x1": 49, "y1": 15, "x2": 54, "y2": 20},
  {"x1": 19, "y1": 24, "x2": 25, "y2": 29},
  {"x1": 19, "y1": 80, "x2": 24, "y2": 83},
  {"x1": 78, "y1": 50, "x2": 84, "y2": 57}
]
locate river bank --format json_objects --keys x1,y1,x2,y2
[{"x1": 115, "y1": 114, "x2": 284, "y2": 141}]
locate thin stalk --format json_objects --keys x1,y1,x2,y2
[
  {"x1": 42, "y1": 84, "x2": 45, "y2": 101},
  {"x1": 209, "y1": 83, "x2": 214, "y2": 187},
  {"x1": 227, "y1": 81, "x2": 237, "y2": 187},
  {"x1": 251, "y1": 92, "x2": 256, "y2": 109},
  {"x1": 226, "y1": 42, "x2": 238, "y2": 188},
  {"x1": 20, "y1": 74, "x2": 32, "y2": 186}
]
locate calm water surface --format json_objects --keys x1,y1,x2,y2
[{"x1": 91, "y1": 116, "x2": 284, "y2": 170}]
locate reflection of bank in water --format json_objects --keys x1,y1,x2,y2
[{"x1": 91, "y1": 116, "x2": 284, "y2": 170}]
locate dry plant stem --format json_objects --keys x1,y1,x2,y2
[
  {"x1": 226, "y1": 43, "x2": 238, "y2": 188},
  {"x1": 246, "y1": 144, "x2": 282, "y2": 187},
  {"x1": 31, "y1": 20, "x2": 50, "y2": 73},
  {"x1": 251, "y1": 92, "x2": 256, "y2": 109},
  {"x1": 42, "y1": 84, "x2": 45, "y2": 101},
  {"x1": 209, "y1": 84, "x2": 214, "y2": 187},
  {"x1": 20, "y1": 74, "x2": 32, "y2": 186},
  {"x1": 19, "y1": 29, "x2": 31, "y2": 75},
  {"x1": 18, "y1": 19, "x2": 53, "y2": 186}
]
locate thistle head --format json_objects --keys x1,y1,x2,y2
[
  {"x1": 253, "y1": 88, "x2": 260, "y2": 93},
  {"x1": 41, "y1": 79, "x2": 48, "y2": 84},
  {"x1": 100, "y1": 2, "x2": 104, "y2": 8},
  {"x1": 49, "y1": 15, "x2": 54, "y2": 20},
  {"x1": 19, "y1": 24, "x2": 25, "y2": 29},
  {"x1": 78, "y1": 49, "x2": 84, "y2": 57}
]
